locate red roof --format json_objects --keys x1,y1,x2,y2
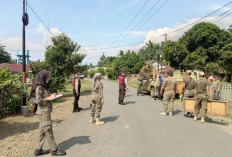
[{"x1": 0, "y1": 64, "x2": 30, "y2": 72}]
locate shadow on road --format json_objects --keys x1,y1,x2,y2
[
  {"x1": 125, "y1": 101, "x2": 136, "y2": 105},
  {"x1": 101, "y1": 115, "x2": 120, "y2": 123},
  {"x1": 206, "y1": 117, "x2": 229, "y2": 126},
  {"x1": 125, "y1": 95, "x2": 132, "y2": 97},
  {"x1": 58, "y1": 136, "x2": 91, "y2": 150},
  {"x1": 82, "y1": 106, "x2": 91, "y2": 111},
  {"x1": 173, "y1": 110, "x2": 182, "y2": 115}
]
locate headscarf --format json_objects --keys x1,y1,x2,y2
[
  {"x1": 29, "y1": 70, "x2": 51, "y2": 99},
  {"x1": 92, "y1": 73, "x2": 102, "y2": 89}
]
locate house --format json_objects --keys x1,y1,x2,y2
[{"x1": 0, "y1": 64, "x2": 30, "y2": 74}]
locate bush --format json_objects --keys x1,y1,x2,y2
[{"x1": 0, "y1": 66, "x2": 24, "y2": 117}]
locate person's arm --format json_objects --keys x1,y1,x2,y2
[
  {"x1": 36, "y1": 87, "x2": 55, "y2": 105},
  {"x1": 125, "y1": 77, "x2": 128, "y2": 88},
  {"x1": 75, "y1": 78, "x2": 79, "y2": 95},
  {"x1": 206, "y1": 85, "x2": 211, "y2": 100},
  {"x1": 160, "y1": 79, "x2": 166, "y2": 95},
  {"x1": 99, "y1": 82, "x2": 104, "y2": 104},
  {"x1": 174, "y1": 82, "x2": 177, "y2": 94}
]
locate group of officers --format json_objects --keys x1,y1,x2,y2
[{"x1": 136, "y1": 64, "x2": 221, "y2": 123}]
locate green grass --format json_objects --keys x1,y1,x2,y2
[{"x1": 52, "y1": 79, "x2": 92, "y2": 103}]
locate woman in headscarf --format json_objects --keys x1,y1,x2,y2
[
  {"x1": 33, "y1": 70, "x2": 66, "y2": 156},
  {"x1": 90, "y1": 73, "x2": 104, "y2": 126}
]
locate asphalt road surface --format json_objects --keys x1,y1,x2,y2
[{"x1": 27, "y1": 80, "x2": 232, "y2": 157}]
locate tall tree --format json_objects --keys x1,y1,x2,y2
[
  {"x1": 162, "y1": 41, "x2": 189, "y2": 69},
  {"x1": 137, "y1": 41, "x2": 160, "y2": 61}
]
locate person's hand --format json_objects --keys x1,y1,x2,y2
[
  {"x1": 101, "y1": 98, "x2": 104, "y2": 105},
  {"x1": 46, "y1": 93, "x2": 56, "y2": 100},
  {"x1": 76, "y1": 93, "x2": 80, "y2": 96}
]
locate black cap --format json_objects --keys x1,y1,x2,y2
[{"x1": 168, "y1": 71, "x2": 173, "y2": 76}]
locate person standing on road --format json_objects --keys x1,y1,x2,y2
[
  {"x1": 137, "y1": 73, "x2": 143, "y2": 96},
  {"x1": 194, "y1": 71, "x2": 211, "y2": 123},
  {"x1": 90, "y1": 73, "x2": 104, "y2": 125},
  {"x1": 160, "y1": 71, "x2": 177, "y2": 116},
  {"x1": 158, "y1": 71, "x2": 166, "y2": 100},
  {"x1": 73, "y1": 71, "x2": 82, "y2": 112},
  {"x1": 118, "y1": 71, "x2": 128, "y2": 105},
  {"x1": 154, "y1": 74, "x2": 160, "y2": 100},
  {"x1": 183, "y1": 70, "x2": 196, "y2": 117},
  {"x1": 33, "y1": 70, "x2": 66, "y2": 156}
]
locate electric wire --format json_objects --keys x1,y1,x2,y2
[{"x1": 111, "y1": 0, "x2": 151, "y2": 45}]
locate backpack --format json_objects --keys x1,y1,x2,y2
[{"x1": 119, "y1": 75, "x2": 125, "y2": 86}]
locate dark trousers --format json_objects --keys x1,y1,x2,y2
[
  {"x1": 119, "y1": 85, "x2": 126, "y2": 103},
  {"x1": 73, "y1": 89, "x2": 80, "y2": 109}
]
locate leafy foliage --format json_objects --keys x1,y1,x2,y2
[
  {"x1": 0, "y1": 44, "x2": 12, "y2": 64},
  {"x1": 0, "y1": 66, "x2": 24, "y2": 117},
  {"x1": 30, "y1": 33, "x2": 85, "y2": 92}
]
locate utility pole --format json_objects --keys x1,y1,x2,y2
[
  {"x1": 164, "y1": 34, "x2": 167, "y2": 75},
  {"x1": 22, "y1": 0, "x2": 29, "y2": 106}
]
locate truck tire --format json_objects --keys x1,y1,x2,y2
[{"x1": 150, "y1": 87, "x2": 155, "y2": 98}]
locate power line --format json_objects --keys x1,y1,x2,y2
[
  {"x1": 80, "y1": 1, "x2": 232, "y2": 52},
  {"x1": 214, "y1": 9, "x2": 232, "y2": 23},
  {"x1": 124, "y1": 0, "x2": 170, "y2": 41},
  {"x1": 111, "y1": 0, "x2": 151, "y2": 45},
  {"x1": 26, "y1": 2, "x2": 55, "y2": 37},
  {"x1": 118, "y1": 0, "x2": 162, "y2": 43},
  {"x1": 167, "y1": 1, "x2": 232, "y2": 35}
]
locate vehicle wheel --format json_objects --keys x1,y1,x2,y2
[{"x1": 150, "y1": 87, "x2": 155, "y2": 98}]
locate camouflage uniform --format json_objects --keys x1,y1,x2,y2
[
  {"x1": 137, "y1": 75, "x2": 143, "y2": 95},
  {"x1": 90, "y1": 80, "x2": 103, "y2": 118},
  {"x1": 35, "y1": 85, "x2": 58, "y2": 152},
  {"x1": 162, "y1": 77, "x2": 177, "y2": 113},
  {"x1": 194, "y1": 78, "x2": 209, "y2": 118}
]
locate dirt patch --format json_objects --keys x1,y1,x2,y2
[{"x1": 0, "y1": 94, "x2": 90, "y2": 157}]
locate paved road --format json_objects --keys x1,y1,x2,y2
[{"x1": 27, "y1": 80, "x2": 232, "y2": 157}]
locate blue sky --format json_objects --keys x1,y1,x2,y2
[{"x1": 0, "y1": 0, "x2": 232, "y2": 65}]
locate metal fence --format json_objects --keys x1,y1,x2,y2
[{"x1": 220, "y1": 84, "x2": 232, "y2": 103}]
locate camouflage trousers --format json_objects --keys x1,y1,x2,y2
[
  {"x1": 36, "y1": 111, "x2": 58, "y2": 151},
  {"x1": 90, "y1": 100, "x2": 103, "y2": 118},
  {"x1": 194, "y1": 94, "x2": 208, "y2": 118},
  {"x1": 137, "y1": 81, "x2": 143, "y2": 94},
  {"x1": 163, "y1": 92, "x2": 175, "y2": 112},
  {"x1": 184, "y1": 90, "x2": 194, "y2": 98}
]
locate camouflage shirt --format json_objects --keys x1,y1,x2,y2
[
  {"x1": 162, "y1": 77, "x2": 177, "y2": 94},
  {"x1": 195, "y1": 78, "x2": 209, "y2": 95},
  {"x1": 184, "y1": 77, "x2": 196, "y2": 90}
]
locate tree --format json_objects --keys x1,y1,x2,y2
[
  {"x1": 30, "y1": 33, "x2": 85, "y2": 92},
  {"x1": 114, "y1": 51, "x2": 142, "y2": 74},
  {"x1": 45, "y1": 33, "x2": 85, "y2": 77},
  {"x1": 98, "y1": 54, "x2": 106, "y2": 67},
  {"x1": 178, "y1": 22, "x2": 232, "y2": 74},
  {"x1": 221, "y1": 43, "x2": 232, "y2": 73},
  {"x1": 0, "y1": 44, "x2": 11, "y2": 64},
  {"x1": 137, "y1": 41, "x2": 160, "y2": 61},
  {"x1": 162, "y1": 41, "x2": 189, "y2": 69}
]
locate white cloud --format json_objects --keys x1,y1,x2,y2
[
  {"x1": 0, "y1": 23, "x2": 61, "y2": 61},
  {"x1": 83, "y1": 15, "x2": 232, "y2": 65}
]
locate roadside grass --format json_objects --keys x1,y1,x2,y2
[{"x1": 52, "y1": 79, "x2": 91, "y2": 104}]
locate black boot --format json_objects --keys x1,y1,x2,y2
[
  {"x1": 34, "y1": 149, "x2": 50, "y2": 156},
  {"x1": 73, "y1": 108, "x2": 80, "y2": 112},
  {"x1": 51, "y1": 148, "x2": 66, "y2": 156}
]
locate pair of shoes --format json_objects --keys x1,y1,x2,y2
[
  {"x1": 201, "y1": 117, "x2": 206, "y2": 123},
  {"x1": 90, "y1": 117, "x2": 95, "y2": 124},
  {"x1": 73, "y1": 109, "x2": 80, "y2": 112},
  {"x1": 34, "y1": 149, "x2": 50, "y2": 156},
  {"x1": 95, "y1": 118, "x2": 104, "y2": 126},
  {"x1": 193, "y1": 115, "x2": 197, "y2": 121},
  {"x1": 51, "y1": 148, "x2": 66, "y2": 156},
  {"x1": 160, "y1": 112, "x2": 166, "y2": 116}
]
